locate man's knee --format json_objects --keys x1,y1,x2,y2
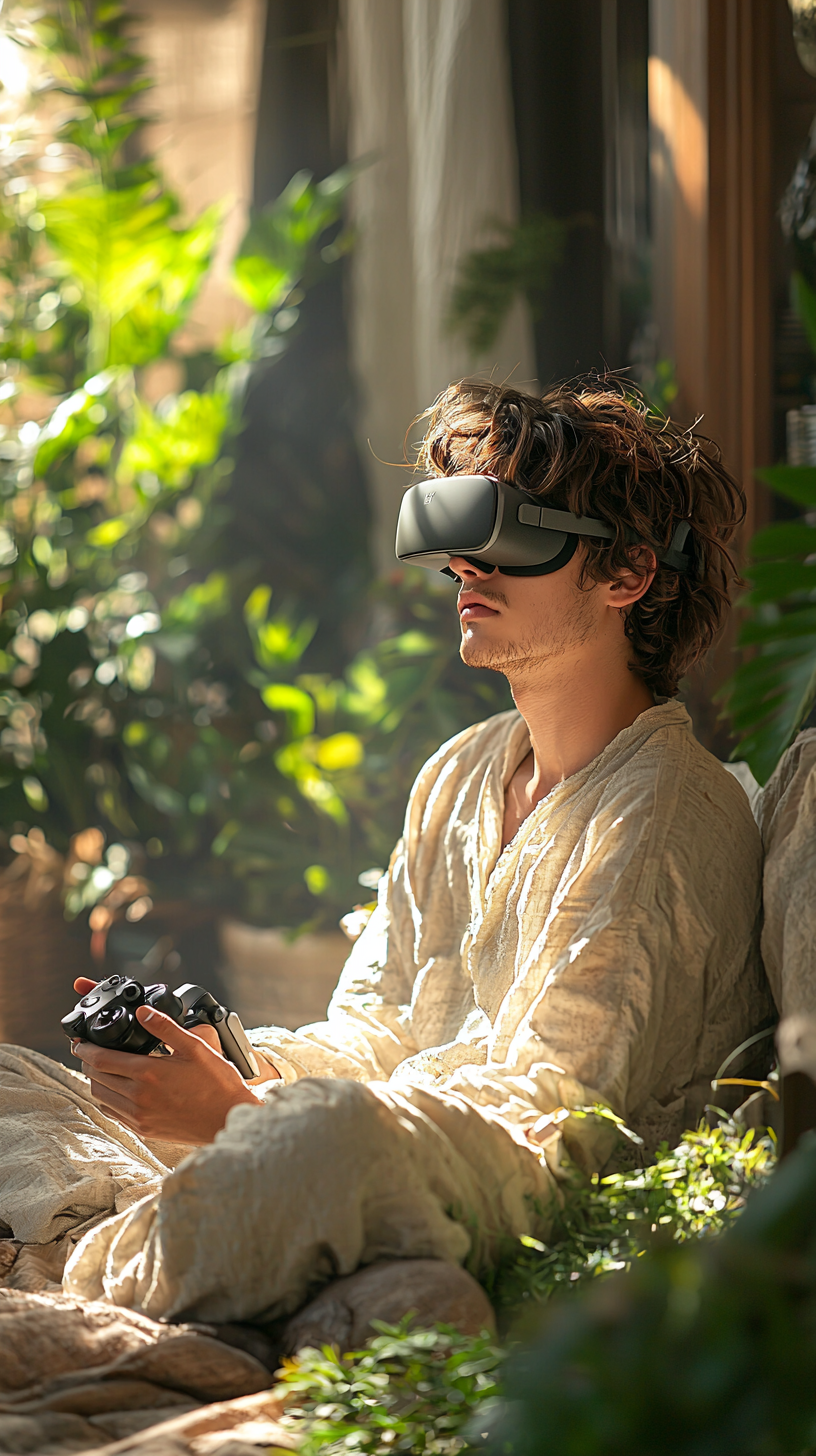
[
  {"x1": 65, "y1": 1074, "x2": 473, "y2": 1322},
  {"x1": 220, "y1": 1076, "x2": 406, "y2": 1180}
]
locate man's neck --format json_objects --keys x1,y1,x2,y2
[{"x1": 506, "y1": 649, "x2": 656, "y2": 803}]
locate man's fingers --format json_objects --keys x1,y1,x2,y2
[
  {"x1": 70, "y1": 996, "x2": 219, "y2": 1060},
  {"x1": 76, "y1": 1013, "x2": 218, "y2": 1077},
  {"x1": 186, "y1": 1022, "x2": 222, "y2": 1054},
  {"x1": 86, "y1": 1070, "x2": 140, "y2": 1107},
  {"x1": 75, "y1": 1040, "x2": 150, "y2": 1078},
  {"x1": 73, "y1": 977, "x2": 97, "y2": 994},
  {"x1": 134, "y1": 1005, "x2": 212, "y2": 1057},
  {"x1": 87, "y1": 1079, "x2": 142, "y2": 1129}
]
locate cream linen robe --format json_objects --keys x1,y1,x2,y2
[{"x1": 2, "y1": 701, "x2": 771, "y2": 1323}]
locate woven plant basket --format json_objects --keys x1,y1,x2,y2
[
  {"x1": 218, "y1": 920, "x2": 350, "y2": 1031},
  {"x1": 0, "y1": 837, "x2": 93, "y2": 1061}
]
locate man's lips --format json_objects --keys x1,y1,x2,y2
[{"x1": 458, "y1": 594, "x2": 500, "y2": 620}]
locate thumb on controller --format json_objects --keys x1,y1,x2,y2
[{"x1": 135, "y1": 1004, "x2": 215, "y2": 1058}]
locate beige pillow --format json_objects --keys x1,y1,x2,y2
[{"x1": 756, "y1": 729, "x2": 816, "y2": 1016}]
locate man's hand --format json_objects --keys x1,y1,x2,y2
[{"x1": 73, "y1": 997, "x2": 264, "y2": 1145}]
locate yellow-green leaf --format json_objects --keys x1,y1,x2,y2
[
  {"x1": 244, "y1": 584, "x2": 272, "y2": 627},
  {"x1": 86, "y1": 516, "x2": 131, "y2": 548},
  {"x1": 162, "y1": 572, "x2": 229, "y2": 629},
  {"x1": 262, "y1": 683, "x2": 315, "y2": 738},
  {"x1": 304, "y1": 863, "x2": 330, "y2": 895},
  {"x1": 118, "y1": 391, "x2": 229, "y2": 491},
  {"x1": 314, "y1": 731, "x2": 364, "y2": 771}
]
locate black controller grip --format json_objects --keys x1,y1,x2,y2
[
  {"x1": 174, "y1": 983, "x2": 260, "y2": 1080},
  {"x1": 215, "y1": 1010, "x2": 260, "y2": 1081}
]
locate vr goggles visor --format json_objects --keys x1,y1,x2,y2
[{"x1": 395, "y1": 474, "x2": 694, "y2": 578}]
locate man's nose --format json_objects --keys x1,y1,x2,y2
[{"x1": 446, "y1": 556, "x2": 497, "y2": 583}]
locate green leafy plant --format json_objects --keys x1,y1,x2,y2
[
  {"x1": 0, "y1": 2, "x2": 516, "y2": 936},
  {"x1": 274, "y1": 1322, "x2": 503, "y2": 1456},
  {"x1": 718, "y1": 118, "x2": 816, "y2": 783},
  {"x1": 720, "y1": 464, "x2": 816, "y2": 783},
  {"x1": 478, "y1": 1130, "x2": 816, "y2": 1456},
  {"x1": 447, "y1": 212, "x2": 579, "y2": 354},
  {"x1": 267, "y1": 1122, "x2": 776, "y2": 1456},
  {"x1": 216, "y1": 570, "x2": 510, "y2": 925},
  {"x1": 0, "y1": 1, "x2": 367, "y2": 930},
  {"x1": 232, "y1": 164, "x2": 358, "y2": 319},
  {"x1": 486, "y1": 1120, "x2": 775, "y2": 1324}
]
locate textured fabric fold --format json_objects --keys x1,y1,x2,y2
[
  {"x1": 64, "y1": 1078, "x2": 555, "y2": 1322},
  {"x1": 251, "y1": 701, "x2": 771, "y2": 1152},
  {"x1": 0, "y1": 1046, "x2": 188, "y2": 1245}
]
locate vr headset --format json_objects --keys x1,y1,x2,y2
[{"x1": 395, "y1": 474, "x2": 694, "y2": 578}]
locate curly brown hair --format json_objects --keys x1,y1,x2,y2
[{"x1": 416, "y1": 377, "x2": 745, "y2": 697}]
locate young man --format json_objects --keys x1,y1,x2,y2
[{"x1": 0, "y1": 380, "x2": 772, "y2": 1324}]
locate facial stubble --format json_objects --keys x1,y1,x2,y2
[{"x1": 458, "y1": 578, "x2": 599, "y2": 680}]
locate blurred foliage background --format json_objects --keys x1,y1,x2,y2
[
  {"x1": 721, "y1": 462, "x2": 816, "y2": 783},
  {"x1": 0, "y1": 0, "x2": 510, "y2": 937}
]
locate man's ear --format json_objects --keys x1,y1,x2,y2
[{"x1": 607, "y1": 547, "x2": 657, "y2": 610}]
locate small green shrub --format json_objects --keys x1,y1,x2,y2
[
  {"x1": 274, "y1": 1123, "x2": 776, "y2": 1456},
  {"x1": 486, "y1": 1120, "x2": 775, "y2": 1323},
  {"x1": 479, "y1": 1131, "x2": 816, "y2": 1456},
  {"x1": 275, "y1": 1323, "x2": 503, "y2": 1456}
]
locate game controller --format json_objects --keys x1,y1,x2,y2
[{"x1": 61, "y1": 975, "x2": 260, "y2": 1080}]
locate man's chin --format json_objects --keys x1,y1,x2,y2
[
  {"x1": 460, "y1": 632, "x2": 553, "y2": 678},
  {"x1": 460, "y1": 635, "x2": 514, "y2": 672}
]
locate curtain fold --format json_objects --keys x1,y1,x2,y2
[{"x1": 344, "y1": 0, "x2": 536, "y2": 572}]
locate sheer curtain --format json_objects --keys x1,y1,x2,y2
[
  {"x1": 130, "y1": 0, "x2": 266, "y2": 351},
  {"x1": 342, "y1": 0, "x2": 536, "y2": 572}
]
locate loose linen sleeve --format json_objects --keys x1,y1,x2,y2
[
  {"x1": 248, "y1": 839, "x2": 423, "y2": 1084},
  {"x1": 247, "y1": 720, "x2": 492, "y2": 1088}
]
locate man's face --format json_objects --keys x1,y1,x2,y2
[{"x1": 449, "y1": 551, "x2": 604, "y2": 679}]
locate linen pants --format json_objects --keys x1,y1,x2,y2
[{"x1": 0, "y1": 1044, "x2": 553, "y2": 1323}]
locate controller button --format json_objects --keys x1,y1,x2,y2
[
  {"x1": 212, "y1": 1007, "x2": 225, "y2": 1022},
  {"x1": 80, "y1": 995, "x2": 99, "y2": 1007}
]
